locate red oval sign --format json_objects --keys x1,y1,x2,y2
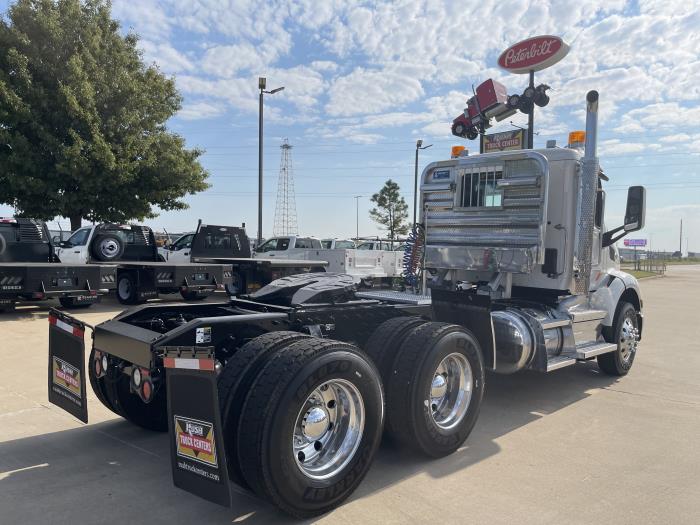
[{"x1": 498, "y1": 35, "x2": 569, "y2": 74}]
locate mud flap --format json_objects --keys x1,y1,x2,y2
[
  {"x1": 163, "y1": 347, "x2": 231, "y2": 507},
  {"x1": 48, "y1": 309, "x2": 88, "y2": 423}
]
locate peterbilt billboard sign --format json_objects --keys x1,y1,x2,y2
[{"x1": 498, "y1": 35, "x2": 569, "y2": 74}]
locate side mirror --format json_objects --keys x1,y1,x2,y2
[
  {"x1": 623, "y1": 185, "x2": 646, "y2": 232},
  {"x1": 51, "y1": 235, "x2": 61, "y2": 244},
  {"x1": 602, "y1": 185, "x2": 646, "y2": 247}
]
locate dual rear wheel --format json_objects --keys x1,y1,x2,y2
[{"x1": 218, "y1": 333, "x2": 383, "y2": 518}]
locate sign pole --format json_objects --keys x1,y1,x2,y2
[{"x1": 527, "y1": 70, "x2": 535, "y2": 149}]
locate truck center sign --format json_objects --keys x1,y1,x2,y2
[
  {"x1": 498, "y1": 35, "x2": 570, "y2": 74},
  {"x1": 480, "y1": 129, "x2": 525, "y2": 153}
]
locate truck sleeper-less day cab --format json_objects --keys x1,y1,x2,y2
[
  {"x1": 55, "y1": 223, "x2": 233, "y2": 304},
  {"x1": 160, "y1": 224, "x2": 329, "y2": 296},
  {"x1": 0, "y1": 218, "x2": 115, "y2": 312},
  {"x1": 48, "y1": 92, "x2": 645, "y2": 518}
]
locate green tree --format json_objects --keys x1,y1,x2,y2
[
  {"x1": 369, "y1": 179, "x2": 409, "y2": 241},
  {"x1": 0, "y1": 0, "x2": 209, "y2": 230}
]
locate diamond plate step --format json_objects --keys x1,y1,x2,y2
[
  {"x1": 575, "y1": 341, "x2": 617, "y2": 359},
  {"x1": 546, "y1": 354, "x2": 577, "y2": 372}
]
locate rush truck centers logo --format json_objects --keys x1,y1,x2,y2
[
  {"x1": 481, "y1": 129, "x2": 525, "y2": 153},
  {"x1": 498, "y1": 35, "x2": 569, "y2": 74},
  {"x1": 174, "y1": 415, "x2": 218, "y2": 467},
  {"x1": 52, "y1": 356, "x2": 81, "y2": 398}
]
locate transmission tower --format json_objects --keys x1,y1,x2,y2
[{"x1": 273, "y1": 138, "x2": 299, "y2": 236}]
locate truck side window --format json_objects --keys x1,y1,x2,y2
[
  {"x1": 173, "y1": 234, "x2": 193, "y2": 250},
  {"x1": 595, "y1": 183, "x2": 605, "y2": 229},
  {"x1": 295, "y1": 238, "x2": 312, "y2": 249},
  {"x1": 66, "y1": 227, "x2": 90, "y2": 247},
  {"x1": 460, "y1": 170, "x2": 503, "y2": 208}
]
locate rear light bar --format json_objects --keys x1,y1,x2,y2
[{"x1": 0, "y1": 218, "x2": 17, "y2": 223}]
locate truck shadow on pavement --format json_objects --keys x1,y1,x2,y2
[{"x1": 0, "y1": 363, "x2": 619, "y2": 524}]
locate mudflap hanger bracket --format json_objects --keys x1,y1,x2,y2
[
  {"x1": 47, "y1": 308, "x2": 92, "y2": 423},
  {"x1": 162, "y1": 346, "x2": 231, "y2": 507}
]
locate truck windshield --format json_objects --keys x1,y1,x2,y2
[
  {"x1": 356, "y1": 242, "x2": 374, "y2": 250},
  {"x1": 336, "y1": 241, "x2": 355, "y2": 249},
  {"x1": 65, "y1": 227, "x2": 91, "y2": 247},
  {"x1": 258, "y1": 238, "x2": 290, "y2": 252}
]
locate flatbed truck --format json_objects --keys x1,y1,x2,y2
[
  {"x1": 158, "y1": 223, "x2": 328, "y2": 295},
  {"x1": 0, "y1": 218, "x2": 115, "y2": 312},
  {"x1": 54, "y1": 223, "x2": 233, "y2": 304},
  {"x1": 47, "y1": 91, "x2": 646, "y2": 517}
]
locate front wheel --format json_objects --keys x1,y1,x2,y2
[
  {"x1": 598, "y1": 302, "x2": 640, "y2": 376},
  {"x1": 236, "y1": 338, "x2": 383, "y2": 518}
]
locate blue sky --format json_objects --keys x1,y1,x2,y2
[{"x1": 1, "y1": 0, "x2": 700, "y2": 251}]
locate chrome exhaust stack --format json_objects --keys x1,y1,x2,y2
[{"x1": 574, "y1": 90, "x2": 600, "y2": 294}]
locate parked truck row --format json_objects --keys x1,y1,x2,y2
[{"x1": 47, "y1": 90, "x2": 647, "y2": 518}]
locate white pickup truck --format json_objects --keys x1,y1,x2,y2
[{"x1": 257, "y1": 235, "x2": 402, "y2": 284}]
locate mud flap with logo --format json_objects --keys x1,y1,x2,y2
[
  {"x1": 48, "y1": 309, "x2": 88, "y2": 423},
  {"x1": 164, "y1": 347, "x2": 231, "y2": 507}
]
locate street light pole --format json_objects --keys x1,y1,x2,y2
[
  {"x1": 413, "y1": 140, "x2": 433, "y2": 226},
  {"x1": 258, "y1": 79, "x2": 264, "y2": 247},
  {"x1": 257, "y1": 77, "x2": 285, "y2": 247},
  {"x1": 354, "y1": 195, "x2": 361, "y2": 240}
]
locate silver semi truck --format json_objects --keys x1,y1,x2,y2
[{"x1": 47, "y1": 91, "x2": 645, "y2": 518}]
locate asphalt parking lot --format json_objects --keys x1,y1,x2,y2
[{"x1": 1, "y1": 266, "x2": 699, "y2": 524}]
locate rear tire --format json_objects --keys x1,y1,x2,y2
[
  {"x1": 598, "y1": 302, "x2": 640, "y2": 376},
  {"x1": 116, "y1": 272, "x2": 141, "y2": 305},
  {"x1": 58, "y1": 297, "x2": 94, "y2": 309},
  {"x1": 364, "y1": 316, "x2": 427, "y2": 378},
  {"x1": 0, "y1": 301, "x2": 16, "y2": 313},
  {"x1": 113, "y1": 372, "x2": 168, "y2": 432},
  {"x1": 218, "y1": 331, "x2": 310, "y2": 486},
  {"x1": 386, "y1": 322, "x2": 484, "y2": 457},
  {"x1": 88, "y1": 349, "x2": 122, "y2": 417},
  {"x1": 180, "y1": 289, "x2": 208, "y2": 301},
  {"x1": 237, "y1": 338, "x2": 383, "y2": 518}
]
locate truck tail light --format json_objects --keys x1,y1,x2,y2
[
  {"x1": 141, "y1": 380, "x2": 153, "y2": 403},
  {"x1": 131, "y1": 366, "x2": 154, "y2": 403},
  {"x1": 93, "y1": 350, "x2": 107, "y2": 378}
]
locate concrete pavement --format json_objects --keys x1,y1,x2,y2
[{"x1": 1, "y1": 267, "x2": 699, "y2": 524}]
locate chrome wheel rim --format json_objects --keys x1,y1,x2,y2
[
  {"x1": 118, "y1": 278, "x2": 131, "y2": 299},
  {"x1": 293, "y1": 379, "x2": 364, "y2": 480},
  {"x1": 619, "y1": 315, "x2": 639, "y2": 364},
  {"x1": 100, "y1": 238, "x2": 119, "y2": 258},
  {"x1": 429, "y1": 352, "x2": 473, "y2": 430}
]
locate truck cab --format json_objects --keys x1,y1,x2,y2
[
  {"x1": 255, "y1": 235, "x2": 323, "y2": 258},
  {"x1": 157, "y1": 232, "x2": 195, "y2": 263},
  {"x1": 321, "y1": 238, "x2": 356, "y2": 249},
  {"x1": 55, "y1": 224, "x2": 157, "y2": 264}
]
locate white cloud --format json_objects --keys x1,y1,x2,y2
[
  {"x1": 177, "y1": 101, "x2": 226, "y2": 120},
  {"x1": 138, "y1": 40, "x2": 194, "y2": 74},
  {"x1": 326, "y1": 67, "x2": 424, "y2": 117}
]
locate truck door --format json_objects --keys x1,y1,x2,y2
[
  {"x1": 56, "y1": 227, "x2": 92, "y2": 264},
  {"x1": 166, "y1": 234, "x2": 194, "y2": 263}
]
